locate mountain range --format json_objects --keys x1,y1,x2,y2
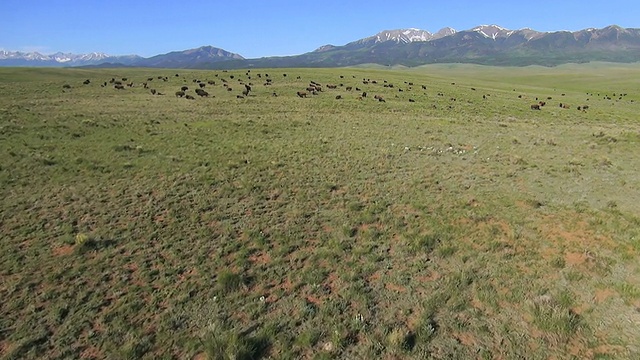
[{"x1": 2, "y1": 24, "x2": 640, "y2": 68}]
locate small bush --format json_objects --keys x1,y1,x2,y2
[{"x1": 217, "y1": 270, "x2": 245, "y2": 293}]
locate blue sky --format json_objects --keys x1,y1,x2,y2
[{"x1": 1, "y1": 0, "x2": 638, "y2": 58}]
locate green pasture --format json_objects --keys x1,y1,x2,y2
[{"x1": 1, "y1": 63, "x2": 640, "y2": 359}]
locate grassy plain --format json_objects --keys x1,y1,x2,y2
[{"x1": 1, "y1": 63, "x2": 640, "y2": 359}]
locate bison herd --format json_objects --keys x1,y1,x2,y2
[{"x1": 58, "y1": 70, "x2": 637, "y2": 116}]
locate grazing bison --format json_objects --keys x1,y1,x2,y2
[
  {"x1": 362, "y1": 92, "x2": 367, "y2": 98},
  {"x1": 185, "y1": 95, "x2": 195, "y2": 100},
  {"x1": 531, "y1": 104, "x2": 541, "y2": 110},
  {"x1": 195, "y1": 89, "x2": 209, "y2": 97},
  {"x1": 296, "y1": 91, "x2": 307, "y2": 98},
  {"x1": 227, "y1": 88, "x2": 233, "y2": 91},
  {"x1": 114, "y1": 84, "x2": 125, "y2": 90},
  {"x1": 83, "y1": 79, "x2": 90, "y2": 85},
  {"x1": 346, "y1": 86, "x2": 353, "y2": 91},
  {"x1": 237, "y1": 95, "x2": 244, "y2": 99},
  {"x1": 181, "y1": 86, "x2": 189, "y2": 91},
  {"x1": 409, "y1": 99, "x2": 415, "y2": 102},
  {"x1": 175, "y1": 91, "x2": 185, "y2": 98},
  {"x1": 62, "y1": 84, "x2": 71, "y2": 89},
  {"x1": 421, "y1": 85, "x2": 427, "y2": 90},
  {"x1": 335, "y1": 95, "x2": 342, "y2": 100},
  {"x1": 150, "y1": 89, "x2": 157, "y2": 95},
  {"x1": 199, "y1": 83, "x2": 206, "y2": 88}
]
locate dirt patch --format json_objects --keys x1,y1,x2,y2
[
  {"x1": 306, "y1": 295, "x2": 322, "y2": 306},
  {"x1": 594, "y1": 288, "x2": 617, "y2": 304},
  {"x1": 249, "y1": 251, "x2": 271, "y2": 265},
  {"x1": 191, "y1": 353, "x2": 207, "y2": 360},
  {"x1": 385, "y1": 283, "x2": 406, "y2": 293},
  {"x1": 79, "y1": 345, "x2": 103, "y2": 359},
  {"x1": 453, "y1": 332, "x2": 477, "y2": 347},
  {"x1": 417, "y1": 272, "x2": 440, "y2": 283},
  {"x1": 565, "y1": 252, "x2": 588, "y2": 266},
  {"x1": 52, "y1": 244, "x2": 75, "y2": 256},
  {"x1": 0, "y1": 340, "x2": 15, "y2": 357},
  {"x1": 540, "y1": 214, "x2": 615, "y2": 250}
]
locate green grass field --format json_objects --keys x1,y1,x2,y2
[{"x1": 2, "y1": 63, "x2": 640, "y2": 359}]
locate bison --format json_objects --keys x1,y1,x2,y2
[
  {"x1": 175, "y1": 91, "x2": 185, "y2": 98},
  {"x1": 185, "y1": 95, "x2": 195, "y2": 100},
  {"x1": 531, "y1": 104, "x2": 540, "y2": 110},
  {"x1": 195, "y1": 89, "x2": 209, "y2": 97},
  {"x1": 296, "y1": 91, "x2": 307, "y2": 98}
]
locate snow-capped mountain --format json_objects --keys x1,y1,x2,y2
[
  {"x1": 433, "y1": 27, "x2": 457, "y2": 39},
  {"x1": 471, "y1": 24, "x2": 514, "y2": 39},
  {"x1": 0, "y1": 50, "x2": 110, "y2": 63},
  {"x1": 3, "y1": 24, "x2": 640, "y2": 69},
  {"x1": 0, "y1": 50, "x2": 140, "y2": 67},
  {"x1": 348, "y1": 28, "x2": 436, "y2": 46}
]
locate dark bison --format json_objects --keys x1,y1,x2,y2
[
  {"x1": 175, "y1": 91, "x2": 185, "y2": 98},
  {"x1": 335, "y1": 95, "x2": 342, "y2": 100},
  {"x1": 150, "y1": 89, "x2": 157, "y2": 95},
  {"x1": 531, "y1": 104, "x2": 540, "y2": 110},
  {"x1": 114, "y1": 84, "x2": 125, "y2": 90},
  {"x1": 83, "y1": 79, "x2": 90, "y2": 85},
  {"x1": 296, "y1": 91, "x2": 307, "y2": 98},
  {"x1": 62, "y1": 84, "x2": 71, "y2": 89},
  {"x1": 181, "y1": 86, "x2": 189, "y2": 91},
  {"x1": 185, "y1": 95, "x2": 195, "y2": 100},
  {"x1": 195, "y1": 89, "x2": 209, "y2": 97},
  {"x1": 199, "y1": 83, "x2": 206, "y2": 88}
]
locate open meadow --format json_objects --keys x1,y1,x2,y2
[{"x1": 2, "y1": 63, "x2": 640, "y2": 359}]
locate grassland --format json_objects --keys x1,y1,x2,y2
[{"x1": 1, "y1": 63, "x2": 640, "y2": 359}]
